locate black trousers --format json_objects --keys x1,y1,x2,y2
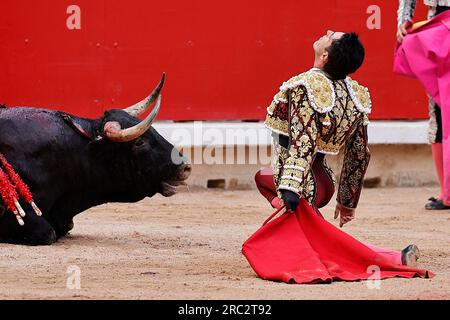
[
  {"x1": 430, "y1": 5, "x2": 448, "y2": 143},
  {"x1": 435, "y1": 104, "x2": 443, "y2": 143},
  {"x1": 436, "y1": 5, "x2": 450, "y2": 15}
]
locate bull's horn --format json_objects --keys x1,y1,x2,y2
[
  {"x1": 105, "y1": 94, "x2": 162, "y2": 142},
  {"x1": 124, "y1": 73, "x2": 165, "y2": 117}
]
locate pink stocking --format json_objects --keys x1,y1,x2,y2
[{"x1": 431, "y1": 143, "x2": 444, "y2": 199}]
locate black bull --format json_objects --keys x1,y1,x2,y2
[{"x1": 0, "y1": 76, "x2": 191, "y2": 245}]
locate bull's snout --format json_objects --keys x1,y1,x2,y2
[
  {"x1": 179, "y1": 163, "x2": 192, "y2": 180},
  {"x1": 160, "y1": 162, "x2": 192, "y2": 197}
]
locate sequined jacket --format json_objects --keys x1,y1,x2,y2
[
  {"x1": 264, "y1": 68, "x2": 372, "y2": 208},
  {"x1": 398, "y1": 0, "x2": 450, "y2": 26}
]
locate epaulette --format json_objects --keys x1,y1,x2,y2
[{"x1": 270, "y1": 69, "x2": 372, "y2": 115}]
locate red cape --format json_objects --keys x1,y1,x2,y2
[{"x1": 242, "y1": 200, "x2": 433, "y2": 284}]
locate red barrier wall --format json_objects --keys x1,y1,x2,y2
[{"x1": 0, "y1": 0, "x2": 429, "y2": 120}]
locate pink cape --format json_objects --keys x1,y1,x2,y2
[
  {"x1": 393, "y1": 11, "x2": 450, "y2": 202},
  {"x1": 242, "y1": 200, "x2": 433, "y2": 284}
]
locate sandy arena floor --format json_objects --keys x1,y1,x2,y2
[{"x1": 0, "y1": 187, "x2": 449, "y2": 300}]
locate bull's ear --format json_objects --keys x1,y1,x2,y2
[
  {"x1": 103, "y1": 121, "x2": 123, "y2": 137},
  {"x1": 90, "y1": 111, "x2": 118, "y2": 142}
]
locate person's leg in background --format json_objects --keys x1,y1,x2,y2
[
  {"x1": 426, "y1": 100, "x2": 450, "y2": 209},
  {"x1": 431, "y1": 103, "x2": 444, "y2": 199},
  {"x1": 436, "y1": 22, "x2": 450, "y2": 206},
  {"x1": 441, "y1": 127, "x2": 450, "y2": 206}
]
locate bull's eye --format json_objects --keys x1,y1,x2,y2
[{"x1": 134, "y1": 139, "x2": 145, "y2": 147}]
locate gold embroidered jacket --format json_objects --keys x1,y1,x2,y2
[{"x1": 264, "y1": 68, "x2": 372, "y2": 208}]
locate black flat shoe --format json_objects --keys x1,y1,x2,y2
[
  {"x1": 425, "y1": 198, "x2": 450, "y2": 210},
  {"x1": 401, "y1": 244, "x2": 420, "y2": 267}
]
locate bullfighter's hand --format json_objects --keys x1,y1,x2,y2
[
  {"x1": 280, "y1": 190, "x2": 300, "y2": 212},
  {"x1": 396, "y1": 22, "x2": 409, "y2": 43},
  {"x1": 334, "y1": 202, "x2": 355, "y2": 228}
]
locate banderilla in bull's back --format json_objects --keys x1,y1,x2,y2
[{"x1": 0, "y1": 153, "x2": 42, "y2": 225}]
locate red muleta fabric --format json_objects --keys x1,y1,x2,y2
[{"x1": 242, "y1": 199, "x2": 433, "y2": 284}]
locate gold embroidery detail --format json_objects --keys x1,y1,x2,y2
[
  {"x1": 345, "y1": 78, "x2": 372, "y2": 114},
  {"x1": 264, "y1": 113, "x2": 288, "y2": 135},
  {"x1": 275, "y1": 69, "x2": 335, "y2": 113},
  {"x1": 317, "y1": 139, "x2": 340, "y2": 155},
  {"x1": 322, "y1": 113, "x2": 331, "y2": 126}
]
